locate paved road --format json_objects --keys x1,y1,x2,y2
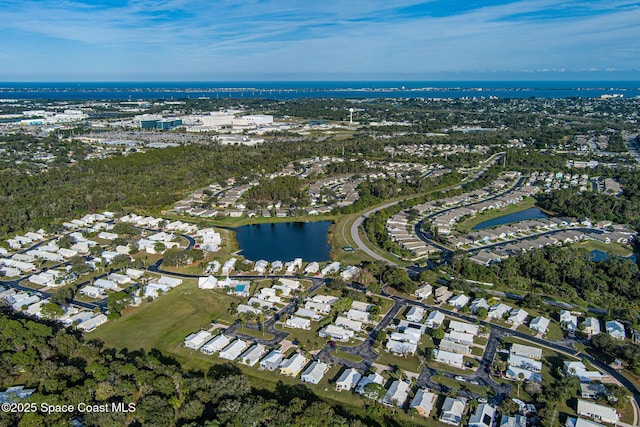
[{"x1": 349, "y1": 201, "x2": 406, "y2": 266}]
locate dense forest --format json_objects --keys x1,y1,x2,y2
[
  {"x1": 448, "y1": 245, "x2": 640, "y2": 321},
  {"x1": 0, "y1": 313, "x2": 397, "y2": 427}
]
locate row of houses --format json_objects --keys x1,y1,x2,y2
[
  {"x1": 317, "y1": 298, "x2": 372, "y2": 342},
  {"x1": 0, "y1": 287, "x2": 107, "y2": 332},
  {"x1": 386, "y1": 212, "x2": 440, "y2": 258}
]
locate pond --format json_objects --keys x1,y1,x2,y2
[
  {"x1": 234, "y1": 221, "x2": 332, "y2": 262},
  {"x1": 589, "y1": 250, "x2": 637, "y2": 263},
  {"x1": 472, "y1": 207, "x2": 549, "y2": 230}
]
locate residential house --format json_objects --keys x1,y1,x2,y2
[
  {"x1": 469, "y1": 404, "x2": 496, "y2": 427},
  {"x1": 184, "y1": 330, "x2": 213, "y2": 350},
  {"x1": 340, "y1": 266, "x2": 360, "y2": 280},
  {"x1": 335, "y1": 316, "x2": 363, "y2": 332},
  {"x1": 435, "y1": 287, "x2": 454, "y2": 304},
  {"x1": 239, "y1": 344, "x2": 267, "y2": 366},
  {"x1": 470, "y1": 298, "x2": 489, "y2": 314},
  {"x1": 564, "y1": 361, "x2": 608, "y2": 382},
  {"x1": 80, "y1": 285, "x2": 105, "y2": 299},
  {"x1": 488, "y1": 303, "x2": 511, "y2": 319},
  {"x1": 285, "y1": 316, "x2": 311, "y2": 330},
  {"x1": 201, "y1": 335, "x2": 231, "y2": 355},
  {"x1": 560, "y1": 310, "x2": 579, "y2": 331},
  {"x1": 294, "y1": 308, "x2": 323, "y2": 321},
  {"x1": 529, "y1": 316, "x2": 551, "y2": 334},
  {"x1": 346, "y1": 309, "x2": 369, "y2": 323},
  {"x1": 510, "y1": 343, "x2": 543, "y2": 360},
  {"x1": 425, "y1": 310, "x2": 445, "y2": 328},
  {"x1": 507, "y1": 309, "x2": 529, "y2": 326},
  {"x1": 448, "y1": 294, "x2": 469, "y2": 309},
  {"x1": 382, "y1": 380, "x2": 410, "y2": 407},
  {"x1": 508, "y1": 354, "x2": 542, "y2": 372},
  {"x1": 406, "y1": 306, "x2": 426, "y2": 322},
  {"x1": 219, "y1": 340, "x2": 248, "y2": 361},
  {"x1": 319, "y1": 325, "x2": 354, "y2": 342},
  {"x1": 580, "y1": 383, "x2": 607, "y2": 400},
  {"x1": 576, "y1": 400, "x2": 620, "y2": 424},
  {"x1": 77, "y1": 314, "x2": 108, "y2": 332},
  {"x1": 499, "y1": 414, "x2": 527, "y2": 427},
  {"x1": 583, "y1": 318, "x2": 601, "y2": 337},
  {"x1": 260, "y1": 349, "x2": 283, "y2": 371},
  {"x1": 605, "y1": 321, "x2": 625, "y2": 340},
  {"x1": 415, "y1": 284, "x2": 433, "y2": 300},
  {"x1": 356, "y1": 373, "x2": 385, "y2": 398},
  {"x1": 448, "y1": 320, "x2": 479, "y2": 336},
  {"x1": 335, "y1": 368, "x2": 362, "y2": 392},
  {"x1": 434, "y1": 349, "x2": 464, "y2": 368},
  {"x1": 300, "y1": 361, "x2": 329, "y2": 385},
  {"x1": 439, "y1": 397, "x2": 467, "y2": 426},
  {"x1": 565, "y1": 417, "x2": 605, "y2": 427},
  {"x1": 506, "y1": 366, "x2": 542, "y2": 383},
  {"x1": 279, "y1": 353, "x2": 308, "y2": 377},
  {"x1": 410, "y1": 389, "x2": 437, "y2": 417}
]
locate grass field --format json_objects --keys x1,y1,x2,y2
[
  {"x1": 576, "y1": 240, "x2": 633, "y2": 257},
  {"x1": 90, "y1": 281, "x2": 243, "y2": 352}
]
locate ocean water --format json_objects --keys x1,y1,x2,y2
[{"x1": 0, "y1": 81, "x2": 638, "y2": 100}]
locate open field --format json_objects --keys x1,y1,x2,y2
[
  {"x1": 90, "y1": 281, "x2": 243, "y2": 352},
  {"x1": 576, "y1": 240, "x2": 634, "y2": 257}
]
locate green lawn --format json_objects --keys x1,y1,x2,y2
[
  {"x1": 431, "y1": 375, "x2": 487, "y2": 397},
  {"x1": 376, "y1": 351, "x2": 423, "y2": 373},
  {"x1": 90, "y1": 281, "x2": 243, "y2": 352},
  {"x1": 331, "y1": 350, "x2": 363, "y2": 363},
  {"x1": 576, "y1": 240, "x2": 633, "y2": 257},
  {"x1": 275, "y1": 324, "x2": 326, "y2": 351}
]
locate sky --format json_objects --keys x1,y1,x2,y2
[{"x1": 1, "y1": 0, "x2": 639, "y2": 81}]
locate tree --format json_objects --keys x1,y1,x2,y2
[
  {"x1": 431, "y1": 328, "x2": 445, "y2": 340},
  {"x1": 153, "y1": 242, "x2": 166, "y2": 253},
  {"x1": 476, "y1": 307, "x2": 488, "y2": 319},
  {"x1": 40, "y1": 302, "x2": 64, "y2": 321},
  {"x1": 107, "y1": 291, "x2": 132, "y2": 318},
  {"x1": 57, "y1": 234, "x2": 73, "y2": 249}
]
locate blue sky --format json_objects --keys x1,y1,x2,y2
[{"x1": 1, "y1": 0, "x2": 639, "y2": 81}]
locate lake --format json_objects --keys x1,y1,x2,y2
[
  {"x1": 472, "y1": 207, "x2": 549, "y2": 230},
  {"x1": 234, "y1": 221, "x2": 332, "y2": 262},
  {"x1": 589, "y1": 250, "x2": 637, "y2": 263}
]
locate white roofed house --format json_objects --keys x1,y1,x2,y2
[
  {"x1": 415, "y1": 284, "x2": 433, "y2": 300},
  {"x1": 448, "y1": 294, "x2": 469, "y2": 309},
  {"x1": 583, "y1": 317, "x2": 601, "y2": 337},
  {"x1": 184, "y1": 330, "x2": 213, "y2": 350},
  {"x1": 300, "y1": 361, "x2": 329, "y2": 385},
  {"x1": 576, "y1": 399, "x2": 620, "y2": 425},
  {"x1": 279, "y1": 353, "x2": 308, "y2": 377},
  {"x1": 340, "y1": 265, "x2": 360, "y2": 281},
  {"x1": 335, "y1": 316, "x2": 363, "y2": 332},
  {"x1": 94, "y1": 278, "x2": 118, "y2": 290},
  {"x1": 356, "y1": 373, "x2": 385, "y2": 398},
  {"x1": 219, "y1": 339, "x2": 249, "y2": 361},
  {"x1": 77, "y1": 314, "x2": 108, "y2": 332},
  {"x1": 254, "y1": 260, "x2": 269, "y2": 274},
  {"x1": 335, "y1": 368, "x2": 362, "y2": 392},
  {"x1": 158, "y1": 276, "x2": 182, "y2": 287},
  {"x1": 508, "y1": 354, "x2": 542, "y2": 372},
  {"x1": 260, "y1": 349, "x2": 283, "y2": 371},
  {"x1": 510, "y1": 343, "x2": 543, "y2": 360},
  {"x1": 560, "y1": 310, "x2": 578, "y2": 331},
  {"x1": 499, "y1": 414, "x2": 527, "y2": 427},
  {"x1": 305, "y1": 300, "x2": 332, "y2": 314},
  {"x1": 529, "y1": 316, "x2": 551, "y2": 335},
  {"x1": 488, "y1": 303, "x2": 511, "y2": 319},
  {"x1": 285, "y1": 316, "x2": 311, "y2": 330},
  {"x1": 381, "y1": 380, "x2": 410, "y2": 407},
  {"x1": 425, "y1": 310, "x2": 445, "y2": 328},
  {"x1": 346, "y1": 309, "x2": 369, "y2": 322},
  {"x1": 439, "y1": 396, "x2": 467, "y2": 426},
  {"x1": 201, "y1": 335, "x2": 231, "y2": 355},
  {"x1": 448, "y1": 320, "x2": 479, "y2": 336},
  {"x1": 406, "y1": 306, "x2": 426, "y2": 322},
  {"x1": 605, "y1": 320, "x2": 625, "y2": 340},
  {"x1": 80, "y1": 285, "x2": 105, "y2": 299},
  {"x1": 434, "y1": 349, "x2": 464, "y2": 368},
  {"x1": 410, "y1": 389, "x2": 437, "y2": 417},
  {"x1": 321, "y1": 261, "x2": 341, "y2": 275},
  {"x1": 319, "y1": 325, "x2": 354, "y2": 342},
  {"x1": 470, "y1": 298, "x2": 489, "y2": 314},
  {"x1": 304, "y1": 261, "x2": 320, "y2": 275},
  {"x1": 507, "y1": 309, "x2": 529, "y2": 326},
  {"x1": 469, "y1": 404, "x2": 496, "y2": 427},
  {"x1": 565, "y1": 417, "x2": 605, "y2": 427},
  {"x1": 198, "y1": 276, "x2": 219, "y2": 289}
]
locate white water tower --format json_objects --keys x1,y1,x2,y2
[{"x1": 349, "y1": 108, "x2": 354, "y2": 125}]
